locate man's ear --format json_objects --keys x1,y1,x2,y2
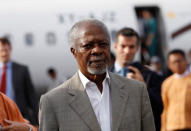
[
  {"x1": 70, "y1": 48, "x2": 77, "y2": 57},
  {"x1": 113, "y1": 43, "x2": 117, "y2": 52}
]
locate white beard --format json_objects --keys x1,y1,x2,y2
[{"x1": 87, "y1": 66, "x2": 107, "y2": 75}]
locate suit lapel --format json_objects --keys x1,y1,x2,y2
[
  {"x1": 68, "y1": 73, "x2": 101, "y2": 131},
  {"x1": 109, "y1": 72, "x2": 129, "y2": 131},
  {"x1": 11, "y1": 62, "x2": 17, "y2": 91}
]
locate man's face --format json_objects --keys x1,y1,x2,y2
[
  {"x1": 151, "y1": 62, "x2": 162, "y2": 72},
  {"x1": 0, "y1": 42, "x2": 11, "y2": 63},
  {"x1": 168, "y1": 53, "x2": 187, "y2": 74},
  {"x1": 142, "y1": 10, "x2": 151, "y2": 19},
  {"x1": 114, "y1": 35, "x2": 138, "y2": 67},
  {"x1": 71, "y1": 25, "x2": 111, "y2": 75}
]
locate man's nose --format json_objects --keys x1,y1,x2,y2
[
  {"x1": 124, "y1": 47, "x2": 130, "y2": 54},
  {"x1": 92, "y1": 44, "x2": 103, "y2": 55}
]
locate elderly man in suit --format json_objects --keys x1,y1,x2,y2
[
  {"x1": 0, "y1": 37, "x2": 38, "y2": 125},
  {"x1": 39, "y1": 19, "x2": 155, "y2": 131}
]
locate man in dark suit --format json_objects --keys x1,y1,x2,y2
[
  {"x1": 0, "y1": 37, "x2": 38, "y2": 125},
  {"x1": 110, "y1": 27, "x2": 163, "y2": 131},
  {"x1": 39, "y1": 19, "x2": 155, "y2": 131}
]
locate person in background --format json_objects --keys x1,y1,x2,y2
[
  {"x1": 161, "y1": 49, "x2": 191, "y2": 131},
  {"x1": 141, "y1": 10, "x2": 158, "y2": 58},
  {"x1": 0, "y1": 37, "x2": 38, "y2": 125},
  {"x1": 0, "y1": 92, "x2": 37, "y2": 131},
  {"x1": 150, "y1": 56, "x2": 163, "y2": 76},
  {"x1": 47, "y1": 67, "x2": 64, "y2": 91},
  {"x1": 110, "y1": 27, "x2": 163, "y2": 131}
]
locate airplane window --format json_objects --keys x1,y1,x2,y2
[
  {"x1": 58, "y1": 14, "x2": 65, "y2": 23},
  {"x1": 25, "y1": 33, "x2": 34, "y2": 46},
  {"x1": 46, "y1": 32, "x2": 56, "y2": 45}
]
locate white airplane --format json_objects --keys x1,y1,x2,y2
[{"x1": 0, "y1": 0, "x2": 190, "y2": 92}]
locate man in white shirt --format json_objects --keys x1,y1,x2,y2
[{"x1": 39, "y1": 19, "x2": 155, "y2": 131}]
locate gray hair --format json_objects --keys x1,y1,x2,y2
[{"x1": 68, "y1": 19, "x2": 110, "y2": 48}]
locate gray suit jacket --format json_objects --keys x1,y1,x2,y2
[{"x1": 39, "y1": 72, "x2": 155, "y2": 131}]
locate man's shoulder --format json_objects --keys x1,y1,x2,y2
[
  {"x1": 109, "y1": 72, "x2": 145, "y2": 90},
  {"x1": 45, "y1": 78, "x2": 71, "y2": 96},
  {"x1": 12, "y1": 61, "x2": 27, "y2": 69},
  {"x1": 43, "y1": 74, "x2": 77, "y2": 101},
  {"x1": 163, "y1": 74, "x2": 174, "y2": 82},
  {"x1": 40, "y1": 74, "x2": 81, "y2": 110},
  {"x1": 162, "y1": 74, "x2": 174, "y2": 88}
]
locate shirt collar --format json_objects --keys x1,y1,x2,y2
[
  {"x1": 114, "y1": 61, "x2": 123, "y2": 73},
  {"x1": 78, "y1": 70, "x2": 110, "y2": 89},
  {"x1": 174, "y1": 66, "x2": 191, "y2": 78},
  {"x1": 0, "y1": 61, "x2": 12, "y2": 68}
]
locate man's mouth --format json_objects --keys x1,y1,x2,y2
[
  {"x1": 88, "y1": 57, "x2": 107, "y2": 67},
  {"x1": 89, "y1": 59, "x2": 105, "y2": 64}
]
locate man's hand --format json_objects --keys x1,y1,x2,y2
[
  {"x1": 126, "y1": 66, "x2": 145, "y2": 82},
  {"x1": 2, "y1": 119, "x2": 30, "y2": 131}
]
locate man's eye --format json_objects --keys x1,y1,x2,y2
[
  {"x1": 82, "y1": 44, "x2": 93, "y2": 49},
  {"x1": 100, "y1": 42, "x2": 109, "y2": 47},
  {"x1": 121, "y1": 45, "x2": 126, "y2": 48},
  {"x1": 130, "y1": 46, "x2": 135, "y2": 49}
]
